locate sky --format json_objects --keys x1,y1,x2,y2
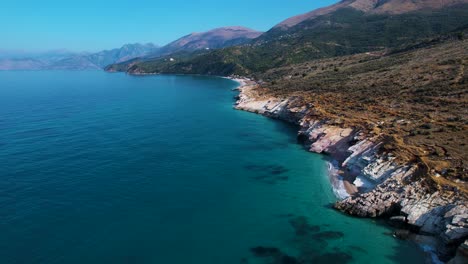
[{"x1": 0, "y1": 0, "x2": 338, "y2": 52}]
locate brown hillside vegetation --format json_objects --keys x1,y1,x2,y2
[
  {"x1": 253, "y1": 38, "x2": 468, "y2": 191},
  {"x1": 275, "y1": 0, "x2": 468, "y2": 29}
]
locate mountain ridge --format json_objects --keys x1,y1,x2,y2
[
  {"x1": 110, "y1": 3, "x2": 468, "y2": 76},
  {"x1": 274, "y1": 0, "x2": 468, "y2": 29},
  {"x1": 147, "y1": 26, "x2": 262, "y2": 58}
]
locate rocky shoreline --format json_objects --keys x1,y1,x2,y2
[{"x1": 232, "y1": 78, "x2": 467, "y2": 263}]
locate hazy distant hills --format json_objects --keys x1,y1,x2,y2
[
  {"x1": 111, "y1": 0, "x2": 468, "y2": 76},
  {"x1": 0, "y1": 50, "x2": 76, "y2": 70},
  {"x1": 0, "y1": 43, "x2": 159, "y2": 71},
  {"x1": 0, "y1": 58, "x2": 47, "y2": 71},
  {"x1": 86, "y1": 43, "x2": 160, "y2": 68}
]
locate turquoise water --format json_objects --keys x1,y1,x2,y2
[{"x1": 0, "y1": 71, "x2": 426, "y2": 264}]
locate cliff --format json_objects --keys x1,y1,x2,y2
[{"x1": 234, "y1": 80, "x2": 468, "y2": 262}]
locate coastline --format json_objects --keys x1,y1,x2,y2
[
  {"x1": 229, "y1": 76, "x2": 468, "y2": 263},
  {"x1": 228, "y1": 76, "x2": 364, "y2": 197}
]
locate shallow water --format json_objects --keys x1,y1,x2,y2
[{"x1": 0, "y1": 71, "x2": 427, "y2": 263}]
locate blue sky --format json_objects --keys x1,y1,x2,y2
[{"x1": 1, "y1": 0, "x2": 338, "y2": 52}]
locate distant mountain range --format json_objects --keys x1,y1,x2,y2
[
  {"x1": 104, "y1": 26, "x2": 263, "y2": 73},
  {"x1": 0, "y1": 43, "x2": 159, "y2": 71},
  {"x1": 107, "y1": 0, "x2": 468, "y2": 75},
  {"x1": 85, "y1": 43, "x2": 160, "y2": 68},
  {"x1": 0, "y1": 26, "x2": 262, "y2": 71}
]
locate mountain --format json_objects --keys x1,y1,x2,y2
[
  {"x1": 1, "y1": 25, "x2": 261, "y2": 71},
  {"x1": 0, "y1": 43, "x2": 159, "y2": 70},
  {"x1": 46, "y1": 55, "x2": 102, "y2": 70},
  {"x1": 111, "y1": 0, "x2": 468, "y2": 76},
  {"x1": 0, "y1": 50, "x2": 78, "y2": 70},
  {"x1": 106, "y1": 26, "x2": 263, "y2": 72},
  {"x1": 153, "y1": 26, "x2": 262, "y2": 56},
  {"x1": 275, "y1": 0, "x2": 468, "y2": 29},
  {"x1": 0, "y1": 58, "x2": 46, "y2": 70},
  {"x1": 85, "y1": 43, "x2": 159, "y2": 68}
]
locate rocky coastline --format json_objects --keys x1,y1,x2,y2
[{"x1": 232, "y1": 78, "x2": 468, "y2": 263}]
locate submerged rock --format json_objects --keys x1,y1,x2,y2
[
  {"x1": 250, "y1": 246, "x2": 281, "y2": 257},
  {"x1": 246, "y1": 163, "x2": 291, "y2": 184},
  {"x1": 347, "y1": 245, "x2": 367, "y2": 254},
  {"x1": 250, "y1": 246, "x2": 299, "y2": 264},
  {"x1": 289, "y1": 216, "x2": 321, "y2": 236},
  {"x1": 394, "y1": 229, "x2": 412, "y2": 240},
  {"x1": 312, "y1": 231, "x2": 345, "y2": 240},
  {"x1": 310, "y1": 252, "x2": 353, "y2": 264},
  {"x1": 280, "y1": 255, "x2": 299, "y2": 264}
]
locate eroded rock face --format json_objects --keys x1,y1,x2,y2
[{"x1": 234, "y1": 81, "x2": 468, "y2": 261}]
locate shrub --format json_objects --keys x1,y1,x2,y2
[{"x1": 420, "y1": 123, "x2": 433, "y2": 129}]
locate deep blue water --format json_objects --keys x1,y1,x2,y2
[{"x1": 0, "y1": 71, "x2": 426, "y2": 263}]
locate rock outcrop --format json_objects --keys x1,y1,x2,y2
[{"x1": 234, "y1": 80, "x2": 468, "y2": 262}]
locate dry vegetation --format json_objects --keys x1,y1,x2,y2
[{"x1": 254, "y1": 38, "x2": 468, "y2": 192}]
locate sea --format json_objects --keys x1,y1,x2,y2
[{"x1": 0, "y1": 71, "x2": 427, "y2": 263}]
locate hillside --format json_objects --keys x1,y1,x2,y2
[
  {"x1": 257, "y1": 36, "x2": 468, "y2": 186},
  {"x1": 274, "y1": 0, "x2": 468, "y2": 29},
  {"x1": 111, "y1": 3, "x2": 468, "y2": 75},
  {"x1": 84, "y1": 43, "x2": 159, "y2": 68},
  {"x1": 153, "y1": 26, "x2": 262, "y2": 56}
]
